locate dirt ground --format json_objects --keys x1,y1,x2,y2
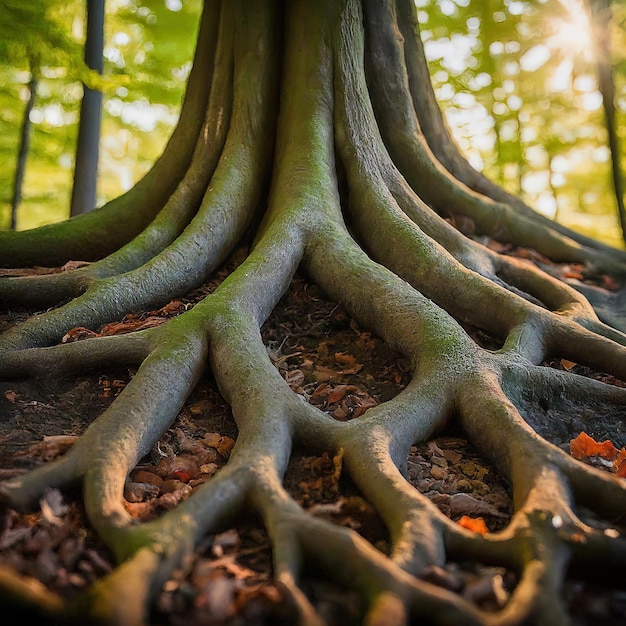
[{"x1": 0, "y1": 243, "x2": 625, "y2": 625}]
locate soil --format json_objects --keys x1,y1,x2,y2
[{"x1": 0, "y1": 243, "x2": 625, "y2": 625}]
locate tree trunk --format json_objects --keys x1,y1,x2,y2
[
  {"x1": 1, "y1": 1, "x2": 626, "y2": 625},
  {"x1": 70, "y1": 0, "x2": 105, "y2": 217},
  {"x1": 588, "y1": 0, "x2": 626, "y2": 243},
  {"x1": 9, "y1": 68, "x2": 38, "y2": 230}
]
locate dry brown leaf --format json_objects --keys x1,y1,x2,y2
[
  {"x1": 335, "y1": 352, "x2": 356, "y2": 366},
  {"x1": 327, "y1": 385, "x2": 349, "y2": 404},
  {"x1": 61, "y1": 327, "x2": 98, "y2": 343}
]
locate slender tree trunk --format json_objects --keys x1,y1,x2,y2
[
  {"x1": 588, "y1": 0, "x2": 626, "y2": 242},
  {"x1": 10, "y1": 68, "x2": 38, "y2": 230},
  {"x1": 70, "y1": 0, "x2": 105, "y2": 217}
]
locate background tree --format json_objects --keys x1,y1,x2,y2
[
  {"x1": 70, "y1": 0, "x2": 105, "y2": 217},
  {"x1": 0, "y1": 0, "x2": 199, "y2": 230},
  {"x1": 9, "y1": 58, "x2": 38, "y2": 230},
  {"x1": 588, "y1": 0, "x2": 626, "y2": 241},
  {"x1": 0, "y1": 0, "x2": 82, "y2": 229},
  {"x1": 421, "y1": 0, "x2": 626, "y2": 248},
  {"x1": 1, "y1": 1, "x2": 626, "y2": 625}
]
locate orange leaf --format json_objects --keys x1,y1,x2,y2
[
  {"x1": 570, "y1": 432, "x2": 618, "y2": 461},
  {"x1": 562, "y1": 271, "x2": 583, "y2": 280},
  {"x1": 458, "y1": 515, "x2": 489, "y2": 534},
  {"x1": 335, "y1": 352, "x2": 356, "y2": 366}
]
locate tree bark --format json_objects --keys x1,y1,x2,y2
[
  {"x1": 588, "y1": 0, "x2": 626, "y2": 243},
  {"x1": 9, "y1": 66, "x2": 38, "y2": 231},
  {"x1": 70, "y1": 0, "x2": 105, "y2": 217},
  {"x1": 1, "y1": 1, "x2": 625, "y2": 625}
]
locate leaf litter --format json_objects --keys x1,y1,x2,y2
[{"x1": 1, "y1": 247, "x2": 625, "y2": 624}]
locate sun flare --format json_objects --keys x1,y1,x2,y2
[{"x1": 547, "y1": 0, "x2": 594, "y2": 60}]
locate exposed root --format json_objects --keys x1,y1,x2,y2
[{"x1": 1, "y1": 0, "x2": 625, "y2": 624}]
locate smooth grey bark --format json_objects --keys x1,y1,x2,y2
[{"x1": 70, "y1": 0, "x2": 105, "y2": 217}]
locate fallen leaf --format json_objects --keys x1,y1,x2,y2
[
  {"x1": 442, "y1": 449, "x2": 463, "y2": 463},
  {"x1": 560, "y1": 359, "x2": 577, "y2": 370},
  {"x1": 352, "y1": 395, "x2": 378, "y2": 417},
  {"x1": 327, "y1": 385, "x2": 350, "y2": 404},
  {"x1": 161, "y1": 300, "x2": 185, "y2": 315},
  {"x1": 562, "y1": 271, "x2": 583, "y2": 280},
  {"x1": 61, "y1": 327, "x2": 98, "y2": 343},
  {"x1": 458, "y1": 515, "x2": 489, "y2": 534},
  {"x1": 216, "y1": 436, "x2": 236, "y2": 457},
  {"x1": 4, "y1": 390, "x2": 18, "y2": 403},
  {"x1": 62, "y1": 260, "x2": 91, "y2": 271},
  {"x1": 335, "y1": 352, "x2": 356, "y2": 366},
  {"x1": 570, "y1": 432, "x2": 618, "y2": 461},
  {"x1": 311, "y1": 383, "x2": 332, "y2": 399},
  {"x1": 339, "y1": 364, "x2": 363, "y2": 375},
  {"x1": 283, "y1": 369, "x2": 304, "y2": 388}
]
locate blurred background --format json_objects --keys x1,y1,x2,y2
[{"x1": 0, "y1": 0, "x2": 624, "y2": 249}]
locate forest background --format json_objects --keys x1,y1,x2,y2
[{"x1": 0, "y1": 0, "x2": 625, "y2": 250}]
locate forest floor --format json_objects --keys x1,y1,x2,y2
[{"x1": 0, "y1": 239, "x2": 625, "y2": 625}]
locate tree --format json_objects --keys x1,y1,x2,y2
[
  {"x1": 1, "y1": 0, "x2": 626, "y2": 624},
  {"x1": 588, "y1": 0, "x2": 626, "y2": 243},
  {"x1": 70, "y1": 0, "x2": 105, "y2": 217},
  {"x1": 0, "y1": 0, "x2": 83, "y2": 230},
  {"x1": 9, "y1": 59, "x2": 38, "y2": 230}
]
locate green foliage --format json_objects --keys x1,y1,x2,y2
[
  {"x1": 0, "y1": 0, "x2": 201, "y2": 231},
  {"x1": 0, "y1": 0, "x2": 83, "y2": 72},
  {"x1": 0, "y1": 0, "x2": 623, "y2": 247},
  {"x1": 419, "y1": 0, "x2": 626, "y2": 248}
]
